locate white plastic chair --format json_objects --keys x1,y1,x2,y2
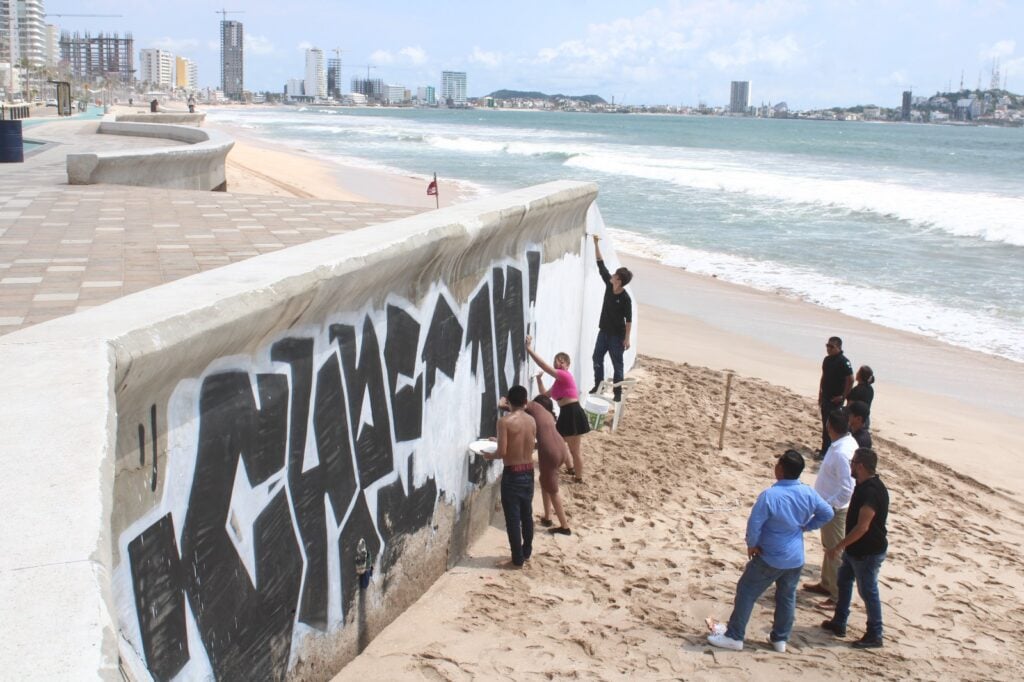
[{"x1": 595, "y1": 377, "x2": 638, "y2": 432}]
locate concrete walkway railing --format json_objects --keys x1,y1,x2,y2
[{"x1": 66, "y1": 120, "x2": 233, "y2": 191}]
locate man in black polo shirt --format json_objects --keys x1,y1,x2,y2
[
  {"x1": 817, "y1": 336, "x2": 853, "y2": 460},
  {"x1": 590, "y1": 235, "x2": 633, "y2": 401},
  {"x1": 821, "y1": 447, "x2": 889, "y2": 649}
]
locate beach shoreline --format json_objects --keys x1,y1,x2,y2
[{"x1": 217, "y1": 117, "x2": 1024, "y2": 501}]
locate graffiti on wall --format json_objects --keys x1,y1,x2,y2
[{"x1": 118, "y1": 251, "x2": 552, "y2": 681}]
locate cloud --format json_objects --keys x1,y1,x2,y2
[
  {"x1": 297, "y1": 41, "x2": 313, "y2": 51},
  {"x1": 399, "y1": 46, "x2": 428, "y2": 65},
  {"x1": 469, "y1": 47, "x2": 503, "y2": 68},
  {"x1": 150, "y1": 37, "x2": 200, "y2": 54},
  {"x1": 527, "y1": 0, "x2": 809, "y2": 83},
  {"x1": 247, "y1": 35, "x2": 276, "y2": 55},
  {"x1": 706, "y1": 33, "x2": 801, "y2": 70},
  {"x1": 980, "y1": 39, "x2": 1015, "y2": 59},
  {"x1": 370, "y1": 47, "x2": 428, "y2": 66},
  {"x1": 879, "y1": 70, "x2": 910, "y2": 86}
]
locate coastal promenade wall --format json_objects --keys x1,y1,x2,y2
[
  {"x1": 66, "y1": 119, "x2": 231, "y2": 191},
  {"x1": 0, "y1": 181, "x2": 636, "y2": 681}
]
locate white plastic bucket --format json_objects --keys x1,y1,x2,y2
[{"x1": 583, "y1": 395, "x2": 612, "y2": 430}]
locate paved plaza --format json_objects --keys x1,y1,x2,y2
[{"x1": 0, "y1": 118, "x2": 424, "y2": 333}]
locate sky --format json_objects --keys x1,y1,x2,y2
[{"x1": 46, "y1": 0, "x2": 1023, "y2": 108}]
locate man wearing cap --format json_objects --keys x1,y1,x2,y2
[{"x1": 707, "y1": 450, "x2": 833, "y2": 653}]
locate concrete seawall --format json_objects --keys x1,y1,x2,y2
[
  {"x1": 0, "y1": 181, "x2": 636, "y2": 680},
  {"x1": 66, "y1": 120, "x2": 232, "y2": 191}
]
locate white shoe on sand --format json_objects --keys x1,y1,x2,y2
[
  {"x1": 768, "y1": 637, "x2": 786, "y2": 653},
  {"x1": 708, "y1": 633, "x2": 743, "y2": 651}
]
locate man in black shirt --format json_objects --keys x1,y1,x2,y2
[
  {"x1": 847, "y1": 401, "x2": 872, "y2": 448},
  {"x1": 821, "y1": 447, "x2": 889, "y2": 649},
  {"x1": 817, "y1": 336, "x2": 853, "y2": 460},
  {"x1": 590, "y1": 235, "x2": 633, "y2": 401}
]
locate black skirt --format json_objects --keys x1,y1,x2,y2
[{"x1": 556, "y1": 401, "x2": 591, "y2": 437}]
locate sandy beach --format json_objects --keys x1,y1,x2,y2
[{"x1": 214, "y1": 118, "x2": 1024, "y2": 679}]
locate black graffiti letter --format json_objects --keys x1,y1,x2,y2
[
  {"x1": 384, "y1": 305, "x2": 423, "y2": 442},
  {"x1": 491, "y1": 266, "x2": 526, "y2": 397},
  {"x1": 128, "y1": 514, "x2": 188, "y2": 682},
  {"x1": 179, "y1": 372, "x2": 302, "y2": 681},
  {"x1": 465, "y1": 283, "x2": 498, "y2": 438},
  {"x1": 331, "y1": 318, "x2": 394, "y2": 486},
  {"x1": 421, "y1": 295, "x2": 463, "y2": 399}
]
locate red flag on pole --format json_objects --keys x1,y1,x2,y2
[{"x1": 426, "y1": 179, "x2": 437, "y2": 196}]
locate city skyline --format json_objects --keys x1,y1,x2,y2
[{"x1": 42, "y1": 0, "x2": 1024, "y2": 108}]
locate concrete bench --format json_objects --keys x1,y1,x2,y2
[{"x1": 66, "y1": 120, "x2": 233, "y2": 191}]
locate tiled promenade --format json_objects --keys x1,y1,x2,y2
[{"x1": 0, "y1": 118, "x2": 423, "y2": 333}]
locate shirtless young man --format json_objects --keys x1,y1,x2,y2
[{"x1": 484, "y1": 385, "x2": 537, "y2": 567}]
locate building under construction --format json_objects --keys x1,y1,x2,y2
[{"x1": 59, "y1": 31, "x2": 134, "y2": 85}]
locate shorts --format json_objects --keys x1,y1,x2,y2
[{"x1": 556, "y1": 401, "x2": 591, "y2": 437}]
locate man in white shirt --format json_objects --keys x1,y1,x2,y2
[{"x1": 803, "y1": 409, "x2": 857, "y2": 605}]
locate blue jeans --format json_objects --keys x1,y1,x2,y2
[
  {"x1": 592, "y1": 331, "x2": 624, "y2": 396},
  {"x1": 833, "y1": 551, "x2": 886, "y2": 639},
  {"x1": 725, "y1": 555, "x2": 803, "y2": 643},
  {"x1": 500, "y1": 471, "x2": 534, "y2": 566}
]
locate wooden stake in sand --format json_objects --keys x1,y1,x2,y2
[{"x1": 718, "y1": 371, "x2": 734, "y2": 450}]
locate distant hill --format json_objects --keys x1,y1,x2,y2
[{"x1": 485, "y1": 89, "x2": 608, "y2": 105}]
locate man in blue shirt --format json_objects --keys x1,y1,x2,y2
[{"x1": 708, "y1": 450, "x2": 834, "y2": 653}]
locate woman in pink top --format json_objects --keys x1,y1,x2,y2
[{"x1": 526, "y1": 335, "x2": 590, "y2": 483}]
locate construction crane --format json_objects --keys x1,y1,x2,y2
[{"x1": 215, "y1": 9, "x2": 245, "y2": 22}]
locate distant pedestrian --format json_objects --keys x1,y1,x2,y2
[
  {"x1": 817, "y1": 337, "x2": 853, "y2": 459},
  {"x1": 821, "y1": 447, "x2": 889, "y2": 649},
  {"x1": 589, "y1": 234, "x2": 633, "y2": 401},
  {"x1": 847, "y1": 401, "x2": 872, "y2": 449},
  {"x1": 847, "y1": 365, "x2": 875, "y2": 427},
  {"x1": 188, "y1": 95, "x2": 196, "y2": 113},
  {"x1": 706, "y1": 450, "x2": 833, "y2": 653},
  {"x1": 803, "y1": 409, "x2": 857, "y2": 608}
]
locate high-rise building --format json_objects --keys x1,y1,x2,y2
[
  {"x1": 441, "y1": 70, "x2": 467, "y2": 107},
  {"x1": 327, "y1": 56, "x2": 342, "y2": 99},
  {"x1": 43, "y1": 23, "x2": 58, "y2": 67},
  {"x1": 284, "y1": 78, "x2": 304, "y2": 98},
  {"x1": 416, "y1": 85, "x2": 436, "y2": 105},
  {"x1": 351, "y1": 76, "x2": 383, "y2": 101},
  {"x1": 176, "y1": 56, "x2": 198, "y2": 90},
  {"x1": 220, "y1": 19, "x2": 243, "y2": 100},
  {"x1": 901, "y1": 90, "x2": 912, "y2": 121},
  {"x1": 139, "y1": 48, "x2": 174, "y2": 89},
  {"x1": 2, "y1": 0, "x2": 47, "y2": 92},
  {"x1": 304, "y1": 47, "x2": 326, "y2": 99},
  {"x1": 729, "y1": 81, "x2": 751, "y2": 114},
  {"x1": 60, "y1": 31, "x2": 135, "y2": 84},
  {"x1": 384, "y1": 84, "x2": 405, "y2": 105}
]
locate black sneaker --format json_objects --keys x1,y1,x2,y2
[
  {"x1": 588, "y1": 384, "x2": 599, "y2": 394},
  {"x1": 851, "y1": 635, "x2": 883, "y2": 649},
  {"x1": 820, "y1": 620, "x2": 846, "y2": 637}
]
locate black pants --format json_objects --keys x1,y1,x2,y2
[{"x1": 500, "y1": 471, "x2": 534, "y2": 566}]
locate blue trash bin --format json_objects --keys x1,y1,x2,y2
[{"x1": 0, "y1": 120, "x2": 24, "y2": 163}]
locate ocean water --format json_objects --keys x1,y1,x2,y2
[{"x1": 207, "y1": 107, "x2": 1024, "y2": 363}]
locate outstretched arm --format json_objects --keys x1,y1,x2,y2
[
  {"x1": 592, "y1": 235, "x2": 611, "y2": 284},
  {"x1": 593, "y1": 234, "x2": 603, "y2": 261},
  {"x1": 525, "y1": 336, "x2": 558, "y2": 378},
  {"x1": 535, "y1": 372, "x2": 549, "y2": 396}
]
